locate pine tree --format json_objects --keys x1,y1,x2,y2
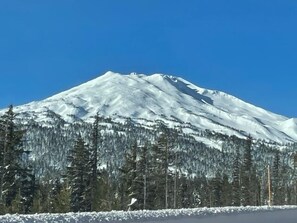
[
  {"x1": 173, "y1": 151, "x2": 179, "y2": 209},
  {"x1": 97, "y1": 169, "x2": 112, "y2": 211},
  {"x1": 19, "y1": 164, "x2": 35, "y2": 213},
  {"x1": 221, "y1": 174, "x2": 232, "y2": 206},
  {"x1": 67, "y1": 135, "x2": 91, "y2": 212},
  {"x1": 137, "y1": 145, "x2": 148, "y2": 210},
  {"x1": 272, "y1": 150, "x2": 282, "y2": 205},
  {"x1": 49, "y1": 179, "x2": 62, "y2": 213},
  {"x1": 194, "y1": 176, "x2": 210, "y2": 208},
  {"x1": 232, "y1": 146, "x2": 241, "y2": 206},
  {"x1": 151, "y1": 132, "x2": 172, "y2": 209},
  {"x1": 10, "y1": 189, "x2": 21, "y2": 213},
  {"x1": 32, "y1": 185, "x2": 42, "y2": 214},
  {"x1": 89, "y1": 113, "x2": 101, "y2": 211},
  {"x1": 179, "y1": 175, "x2": 191, "y2": 208},
  {"x1": 250, "y1": 167, "x2": 261, "y2": 206},
  {"x1": 32, "y1": 182, "x2": 49, "y2": 213},
  {"x1": 58, "y1": 183, "x2": 71, "y2": 213},
  {"x1": 0, "y1": 105, "x2": 31, "y2": 213},
  {"x1": 241, "y1": 136, "x2": 253, "y2": 206},
  {"x1": 119, "y1": 142, "x2": 140, "y2": 210},
  {"x1": 49, "y1": 179, "x2": 70, "y2": 213},
  {"x1": 210, "y1": 172, "x2": 222, "y2": 207},
  {"x1": 138, "y1": 144, "x2": 157, "y2": 210}
]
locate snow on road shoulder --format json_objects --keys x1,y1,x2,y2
[{"x1": 0, "y1": 206, "x2": 296, "y2": 223}]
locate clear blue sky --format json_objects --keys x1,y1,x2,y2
[{"x1": 1, "y1": 1, "x2": 296, "y2": 117}]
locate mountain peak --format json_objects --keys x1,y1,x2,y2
[
  {"x1": 101, "y1": 70, "x2": 122, "y2": 78},
  {"x1": 7, "y1": 71, "x2": 297, "y2": 143}
]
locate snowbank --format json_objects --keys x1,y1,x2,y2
[{"x1": 0, "y1": 206, "x2": 296, "y2": 223}]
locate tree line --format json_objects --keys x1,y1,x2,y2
[{"x1": 0, "y1": 106, "x2": 297, "y2": 214}]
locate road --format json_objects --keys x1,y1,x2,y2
[{"x1": 144, "y1": 209, "x2": 297, "y2": 223}]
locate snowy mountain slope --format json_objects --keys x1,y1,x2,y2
[{"x1": 5, "y1": 71, "x2": 297, "y2": 143}]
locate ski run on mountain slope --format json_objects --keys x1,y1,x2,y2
[{"x1": 5, "y1": 71, "x2": 297, "y2": 143}]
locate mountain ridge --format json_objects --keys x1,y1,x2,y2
[{"x1": 3, "y1": 71, "x2": 297, "y2": 143}]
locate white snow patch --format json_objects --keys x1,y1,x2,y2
[{"x1": 0, "y1": 206, "x2": 296, "y2": 223}]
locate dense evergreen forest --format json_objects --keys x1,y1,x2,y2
[{"x1": 0, "y1": 106, "x2": 297, "y2": 214}]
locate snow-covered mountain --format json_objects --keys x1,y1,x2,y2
[{"x1": 7, "y1": 71, "x2": 297, "y2": 143}]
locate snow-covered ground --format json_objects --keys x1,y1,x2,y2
[{"x1": 0, "y1": 206, "x2": 296, "y2": 223}]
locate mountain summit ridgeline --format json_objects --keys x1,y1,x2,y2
[{"x1": 6, "y1": 71, "x2": 297, "y2": 143}]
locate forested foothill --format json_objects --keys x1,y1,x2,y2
[{"x1": 0, "y1": 106, "x2": 297, "y2": 214}]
